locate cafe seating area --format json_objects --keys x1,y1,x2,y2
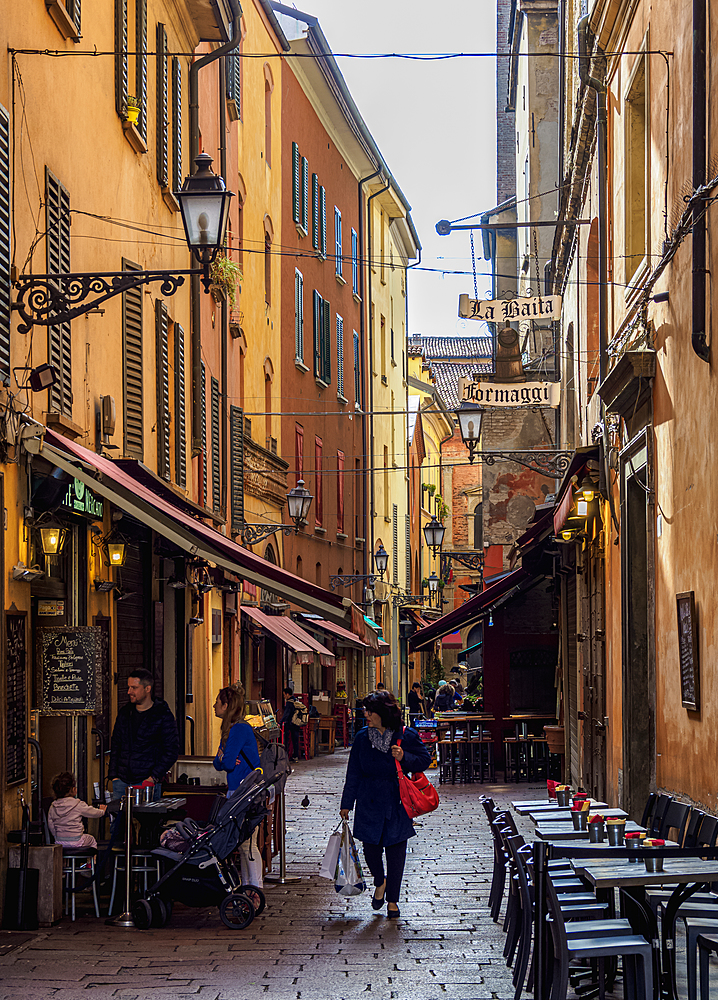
[{"x1": 483, "y1": 789, "x2": 718, "y2": 1000}]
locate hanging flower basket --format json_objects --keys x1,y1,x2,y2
[{"x1": 544, "y1": 725, "x2": 565, "y2": 754}]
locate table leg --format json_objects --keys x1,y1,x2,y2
[
  {"x1": 620, "y1": 886, "x2": 661, "y2": 1000},
  {"x1": 661, "y1": 881, "x2": 709, "y2": 1000}
]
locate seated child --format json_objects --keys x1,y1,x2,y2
[{"x1": 48, "y1": 771, "x2": 106, "y2": 849}]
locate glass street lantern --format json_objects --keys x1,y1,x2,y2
[
  {"x1": 423, "y1": 516, "x2": 445, "y2": 555},
  {"x1": 177, "y1": 154, "x2": 234, "y2": 271},
  {"x1": 286, "y1": 480, "x2": 313, "y2": 529},
  {"x1": 374, "y1": 543, "x2": 389, "y2": 580},
  {"x1": 428, "y1": 572, "x2": 440, "y2": 593},
  {"x1": 577, "y1": 473, "x2": 597, "y2": 503},
  {"x1": 106, "y1": 532, "x2": 128, "y2": 567},
  {"x1": 39, "y1": 521, "x2": 67, "y2": 556},
  {"x1": 456, "y1": 399, "x2": 485, "y2": 463}
]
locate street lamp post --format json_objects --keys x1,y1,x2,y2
[{"x1": 423, "y1": 516, "x2": 445, "y2": 556}]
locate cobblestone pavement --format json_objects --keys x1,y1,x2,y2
[{"x1": 0, "y1": 751, "x2": 540, "y2": 1000}]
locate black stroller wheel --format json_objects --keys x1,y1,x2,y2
[
  {"x1": 219, "y1": 892, "x2": 254, "y2": 930},
  {"x1": 239, "y1": 884, "x2": 266, "y2": 916},
  {"x1": 150, "y1": 897, "x2": 168, "y2": 927},
  {"x1": 132, "y1": 899, "x2": 153, "y2": 930}
]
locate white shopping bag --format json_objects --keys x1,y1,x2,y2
[
  {"x1": 319, "y1": 824, "x2": 342, "y2": 880},
  {"x1": 334, "y1": 819, "x2": 366, "y2": 897}
]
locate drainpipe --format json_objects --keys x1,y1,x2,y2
[
  {"x1": 189, "y1": 5, "x2": 242, "y2": 454},
  {"x1": 692, "y1": 0, "x2": 709, "y2": 361},
  {"x1": 219, "y1": 56, "x2": 228, "y2": 514},
  {"x1": 357, "y1": 166, "x2": 382, "y2": 580}
]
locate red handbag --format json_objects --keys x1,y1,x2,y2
[{"x1": 395, "y1": 735, "x2": 440, "y2": 818}]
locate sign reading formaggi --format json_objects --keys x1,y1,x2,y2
[
  {"x1": 458, "y1": 377, "x2": 561, "y2": 408},
  {"x1": 458, "y1": 292, "x2": 562, "y2": 322}
]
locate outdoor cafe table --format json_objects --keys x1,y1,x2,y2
[
  {"x1": 133, "y1": 796, "x2": 187, "y2": 847},
  {"x1": 513, "y1": 799, "x2": 607, "y2": 816},
  {"x1": 529, "y1": 806, "x2": 628, "y2": 824},
  {"x1": 535, "y1": 820, "x2": 645, "y2": 840}
]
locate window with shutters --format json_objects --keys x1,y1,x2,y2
[
  {"x1": 315, "y1": 436, "x2": 323, "y2": 526},
  {"x1": 336, "y1": 315, "x2": 345, "y2": 400},
  {"x1": 46, "y1": 168, "x2": 72, "y2": 415},
  {"x1": 230, "y1": 405, "x2": 244, "y2": 532},
  {"x1": 201, "y1": 361, "x2": 208, "y2": 506},
  {"x1": 313, "y1": 291, "x2": 331, "y2": 385},
  {"x1": 174, "y1": 322, "x2": 186, "y2": 487},
  {"x1": 351, "y1": 228, "x2": 359, "y2": 295},
  {"x1": 122, "y1": 259, "x2": 143, "y2": 458},
  {"x1": 353, "y1": 330, "x2": 361, "y2": 409},
  {"x1": 301, "y1": 157, "x2": 309, "y2": 234},
  {"x1": 294, "y1": 269, "x2": 304, "y2": 363},
  {"x1": 0, "y1": 107, "x2": 10, "y2": 385},
  {"x1": 135, "y1": 0, "x2": 147, "y2": 139},
  {"x1": 292, "y1": 143, "x2": 301, "y2": 227},
  {"x1": 48, "y1": 0, "x2": 81, "y2": 38},
  {"x1": 319, "y1": 185, "x2": 327, "y2": 258},
  {"x1": 311, "y1": 174, "x2": 319, "y2": 250},
  {"x1": 115, "y1": 0, "x2": 128, "y2": 118},
  {"x1": 337, "y1": 450, "x2": 345, "y2": 534},
  {"x1": 226, "y1": 51, "x2": 241, "y2": 121},
  {"x1": 155, "y1": 301, "x2": 171, "y2": 481},
  {"x1": 295, "y1": 424, "x2": 304, "y2": 484},
  {"x1": 335, "y1": 208, "x2": 342, "y2": 277},
  {"x1": 156, "y1": 23, "x2": 168, "y2": 187},
  {"x1": 392, "y1": 505, "x2": 399, "y2": 585},
  {"x1": 171, "y1": 57, "x2": 182, "y2": 193},
  {"x1": 405, "y1": 514, "x2": 411, "y2": 591},
  {"x1": 264, "y1": 230, "x2": 271, "y2": 305},
  {"x1": 264, "y1": 64, "x2": 273, "y2": 167},
  {"x1": 211, "y1": 376, "x2": 221, "y2": 512}
]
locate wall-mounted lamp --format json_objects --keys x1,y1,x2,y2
[
  {"x1": 13, "y1": 363, "x2": 59, "y2": 393},
  {"x1": 576, "y1": 473, "x2": 597, "y2": 503},
  {"x1": 374, "y1": 543, "x2": 389, "y2": 580},
  {"x1": 423, "y1": 516, "x2": 446, "y2": 556},
  {"x1": 39, "y1": 522, "x2": 68, "y2": 556}
]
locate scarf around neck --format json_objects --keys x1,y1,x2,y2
[{"x1": 368, "y1": 726, "x2": 394, "y2": 754}]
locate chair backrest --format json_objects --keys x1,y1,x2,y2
[
  {"x1": 650, "y1": 793, "x2": 673, "y2": 834},
  {"x1": 697, "y1": 815, "x2": 718, "y2": 848},
  {"x1": 481, "y1": 796, "x2": 497, "y2": 822},
  {"x1": 544, "y1": 870, "x2": 571, "y2": 967},
  {"x1": 683, "y1": 809, "x2": 706, "y2": 848},
  {"x1": 640, "y1": 792, "x2": 657, "y2": 829},
  {"x1": 658, "y1": 800, "x2": 690, "y2": 843}
]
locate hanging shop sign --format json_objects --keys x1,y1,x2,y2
[
  {"x1": 458, "y1": 376, "x2": 561, "y2": 408},
  {"x1": 61, "y1": 477, "x2": 104, "y2": 520},
  {"x1": 37, "y1": 625, "x2": 102, "y2": 715},
  {"x1": 458, "y1": 292, "x2": 562, "y2": 322}
]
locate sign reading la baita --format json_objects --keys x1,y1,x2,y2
[
  {"x1": 458, "y1": 376, "x2": 561, "y2": 408},
  {"x1": 458, "y1": 292, "x2": 562, "y2": 322}
]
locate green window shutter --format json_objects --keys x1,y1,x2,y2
[
  {"x1": 301, "y1": 157, "x2": 309, "y2": 232},
  {"x1": 353, "y1": 330, "x2": 361, "y2": 408},
  {"x1": 312, "y1": 173, "x2": 319, "y2": 250},
  {"x1": 174, "y1": 322, "x2": 186, "y2": 488},
  {"x1": 292, "y1": 142, "x2": 301, "y2": 225},
  {"x1": 295, "y1": 269, "x2": 304, "y2": 362},
  {"x1": 211, "y1": 376, "x2": 221, "y2": 512},
  {"x1": 171, "y1": 57, "x2": 182, "y2": 193},
  {"x1": 336, "y1": 315, "x2": 344, "y2": 398},
  {"x1": 230, "y1": 405, "x2": 245, "y2": 532},
  {"x1": 155, "y1": 300, "x2": 171, "y2": 481},
  {"x1": 156, "y1": 23, "x2": 168, "y2": 187},
  {"x1": 313, "y1": 290, "x2": 322, "y2": 378},
  {"x1": 122, "y1": 259, "x2": 143, "y2": 458},
  {"x1": 201, "y1": 361, "x2": 207, "y2": 505},
  {"x1": 319, "y1": 185, "x2": 327, "y2": 257},
  {"x1": 46, "y1": 168, "x2": 72, "y2": 416},
  {"x1": 321, "y1": 299, "x2": 331, "y2": 384},
  {"x1": 351, "y1": 228, "x2": 359, "y2": 294},
  {"x1": 0, "y1": 108, "x2": 10, "y2": 384},
  {"x1": 226, "y1": 52, "x2": 241, "y2": 118},
  {"x1": 115, "y1": 0, "x2": 128, "y2": 117},
  {"x1": 335, "y1": 208, "x2": 342, "y2": 276},
  {"x1": 135, "y1": 0, "x2": 147, "y2": 139}
]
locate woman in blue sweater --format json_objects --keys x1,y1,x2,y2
[
  {"x1": 340, "y1": 690, "x2": 431, "y2": 918},
  {"x1": 213, "y1": 684, "x2": 263, "y2": 887}
]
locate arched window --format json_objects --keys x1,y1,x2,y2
[
  {"x1": 296, "y1": 556, "x2": 303, "y2": 578},
  {"x1": 263, "y1": 215, "x2": 274, "y2": 306},
  {"x1": 264, "y1": 357, "x2": 274, "y2": 446},
  {"x1": 236, "y1": 174, "x2": 246, "y2": 271},
  {"x1": 264, "y1": 543, "x2": 277, "y2": 564},
  {"x1": 263, "y1": 63, "x2": 274, "y2": 167},
  {"x1": 473, "y1": 503, "x2": 483, "y2": 550},
  {"x1": 315, "y1": 562, "x2": 322, "y2": 586}
]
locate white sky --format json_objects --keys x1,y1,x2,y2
[{"x1": 291, "y1": 0, "x2": 498, "y2": 338}]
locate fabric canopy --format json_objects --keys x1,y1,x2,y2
[
  {"x1": 242, "y1": 607, "x2": 335, "y2": 666},
  {"x1": 300, "y1": 617, "x2": 370, "y2": 649}
]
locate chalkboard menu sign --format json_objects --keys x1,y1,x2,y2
[
  {"x1": 677, "y1": 591, "x2": 700, "y2": 710},
  {"x1": 37, "y1": 626, "x2": 101, "y2": 715},
  {"x1": 6, "y1": 613, "x2": 27, "y2": 785}
]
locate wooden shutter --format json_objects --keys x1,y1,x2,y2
[
  {"x1": 353, "y1": 330, "x2": 361, "y2": 407},
  {"x1": 336, "y1": 315, "x2": 344, "y2": 398},
  {"x1": 135, "y1": 0, "x2": 147, "y2": 139},
  {"x1": 301, "y1": 157, "x2": 309, "y2": 232},
  {"x1": 292, "y1": 142, "x2": 301, "y2": 225},
  {"x1": 294, "y1": 269, "x2": 303, "y2": 361},
  {"x1": 392, "y1": 504, "x2": 399, "y2": 585},
  {"x1": 319, "y1": 185, "x2": 327, "y2": 257},
  {"x1": 200, "y1": 361, "x2": 207, "y2": 505},
  {"x1": 211, "y1": 376, "x2": 221, "y2": 512},
  {"x1": 315, "y1": 437, "x2": 323, "y2": 525},
  {"x1": 174, "y1": 322, "x2": 186, "y2": 488},
  {"x1": 337, "y1": 450, "x2": 345, "y2": 534},
  {"x1": 335, "y1": 208, "x2": 342, "y2": 276},
  {"x1": 295, "y1": 423, "x2": 304, "y2": 481},
  {"x1": 405, "y1": 514, "x2": 411, "y2": 591},
  {"x1": 66, "y1": 0, "x2": 81, "y2": 32},
  {"x1": 313, "y1": 290, "x2": 322, "y2": 378},
  {"x1": 122, "y1": 259, "x2": 143, "y2": 458},
  {"x1": 230, "y1": 405, "x2": 244, "y2": 532},
  {"x1": 171, "y1": 57, "x2": 182, "y2": 193},
  {"x1": 0, "y1": 108, "x2": 10, "y2": 383},
  {"x1": 156, "y1": 23, "x2": 168, "y2": 187},
  {"x1": 46, "y1": 169, "x2": 72, "y2": 415},
  {"x1": 155, "y1": 300, "x2": 171, "y2": 481},
  {"x1": 351, "y1": 229, "x2": 359, "y2": 294},
  {"x1": 321, "y1": 299, "x2": 331, "y2": 384},
  {"x1": 226, "y1": 52, "x2": 241, "y2": 118},
  {"x1": 311, "y1": 173, "x2": 319, "y2": 249},
  {"x1": 115, "y1": 0, "x2": 128, "y2": 117}
]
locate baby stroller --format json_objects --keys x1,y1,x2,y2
[{"x1": 133, "y1": 757, "x2": 284, "y2": 930}]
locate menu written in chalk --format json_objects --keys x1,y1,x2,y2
[
  {"x1": 38, "y1": 626, "x2": 101, "y2": 715},
  {"x1": 676, "y1": 591, "x2": 700, "y2": 711}
]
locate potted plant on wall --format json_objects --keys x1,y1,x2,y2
[
  {"x1": 124, "y1": 95, "x2": 141, "y2": 126},
  {"x1": 209, "y1": 254, "x2": 242, "y2": 308}
]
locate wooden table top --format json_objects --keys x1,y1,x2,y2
[
  {"x1": 514, "y1": 799, "x2": 607, "y2": 816},
  {"x1": 573, "y1": 857, "x2": 718, "y2": 889},
  {"x1": 530, "y1": 807, "x2": 628, "y2": 824},
  {"x1": 552, "y1": 839, "x2": 679, "y2": 854},
  {"x1": 535, "y1": 821, "x2": 645, "y2": 841}
]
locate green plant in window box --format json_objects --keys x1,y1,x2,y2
[
  {"x1": 124, "y1": 95, "x2": 142, "y2": 126},
  {"x1": 209, "y1": 254, "x2": 243, "y2": 310}
]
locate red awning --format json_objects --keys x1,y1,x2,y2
[
  {"x1": 301, "y1": 618, "x2": 370, "y2": 649},
  {"x1": 376, "y1": 642, "x2": 391, "y2": 656},
  {"x1": 280, "y1": 617, "x2": 336, "y2": 666},
  {"x1": 26, "y1": 428, "x2": 349, "y2": 625},
  {"x1": 243, "y1": 607, "x2": 335, "y2": 665},
  {"x1": 552, "y1": 447, "x2": 600, "y2": 534},
  {"x1": 442, "y1": 631, "x2": 463, "y2": 648}
]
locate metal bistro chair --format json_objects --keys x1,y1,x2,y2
[
  {"x1": 697, "y1": 933, "x2": 718, "y2": 1000},
  {"x1": 657, "y1": 800, "x2": 691, "y2": 843},
  {"x1": 108, "y1": 846, "x2": 162, "y2": 916},
  {"x1": 62, "y1": 846, "x2": 100, "y2": 921},
  {"x1": 649, "y1": 793, "x2": 674, "y2": 836}
]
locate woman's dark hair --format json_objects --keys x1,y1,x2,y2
[
  {"x1": 363, "y1": 690, "x2": 403, "y2": 731},
  {"x1": 52, "y1": 771, "x2": 76, "y2": 798}
]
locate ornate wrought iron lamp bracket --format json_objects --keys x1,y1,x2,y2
[
  {"x1": 241, "y1": 523, "x2": 295, "y2": 546},
  {"x1": 329, "y1": 574, "x2": 377, "y2": 592},
  {"x1": 441, "y1": 551, "x2": 485, "y2": 581},
  {"x1": 392, "y1": 594, "x2": 428, "y2": 607},
  {"x1": 470, "y1": 450, "x2": 572, "y2": 477}
]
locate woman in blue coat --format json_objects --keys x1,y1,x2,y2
[{"x1": 340, "y1": 690, "x2": 431, "y2": 918}]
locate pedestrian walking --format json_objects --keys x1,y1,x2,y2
[
  {"x1": 279, "y1": 686, "x2": 301, "y2": 761},
  {"x1": 212, "y1": 684, "x2": 263, "y2": 888},
  {"x1": 407, "y1": 681, "x2": 426, "y2": 728},
  {"x1": 340, "y1": 690, "x2": 431, "y2": 918},
  {"x1": 48, "y1": 771, "x2": 106, "y2": 849}
]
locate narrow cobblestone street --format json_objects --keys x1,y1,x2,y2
[{"x1": 0, "y1": 754, "x2": 538, "y2": 1000}]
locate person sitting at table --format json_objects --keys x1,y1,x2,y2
[
  {"x1": 433, "y1": 680, "x2": 454, "y2": 711},
  {"x1": 48, "y1": 771, "x2": 106, "y2": 849},
  {"x1": 213, "y1": 684, "x2": 263, "y2": 888}
]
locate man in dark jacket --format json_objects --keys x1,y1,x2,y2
[{"x1": 108, "y1": 669, "x2": 179, "y2": 804}]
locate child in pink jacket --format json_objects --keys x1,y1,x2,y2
[{"x1": 48, "y1": 772, "x2": 106, "y2": 849}]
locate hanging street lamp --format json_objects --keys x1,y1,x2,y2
[
  {"x1": 39, "y1": 520, "x2": 68, "y2": 556},
  {"x1": 456, "y1": 399, "x2": 485, "y2": 464},
  {"x1": 374, "y1": 543, "x2": 389, "y2": 580},
  {"x1": 423, "y1": 516, "x2": 446, "y2": 556},
  {"x1": 286, "y1": 480, "x2": 313, "y2": 530}
]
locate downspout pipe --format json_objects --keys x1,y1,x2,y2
[
  {"x1": 692, "y1": 0, "x2": 709, "y2": 361},
  {"x1": 189, "y1": 5, "x2": 242, "y2": 454},
  {"x1": 219, "y1": 57, "x2": 228, "y2": 515}
]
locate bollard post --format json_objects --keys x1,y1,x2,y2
[
  {"x1": 107, "y1": 787, "x2": 135, "y2": 927},
  {"x1": 264, "y1": 790, "x2": 300, "y2": 884}
]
